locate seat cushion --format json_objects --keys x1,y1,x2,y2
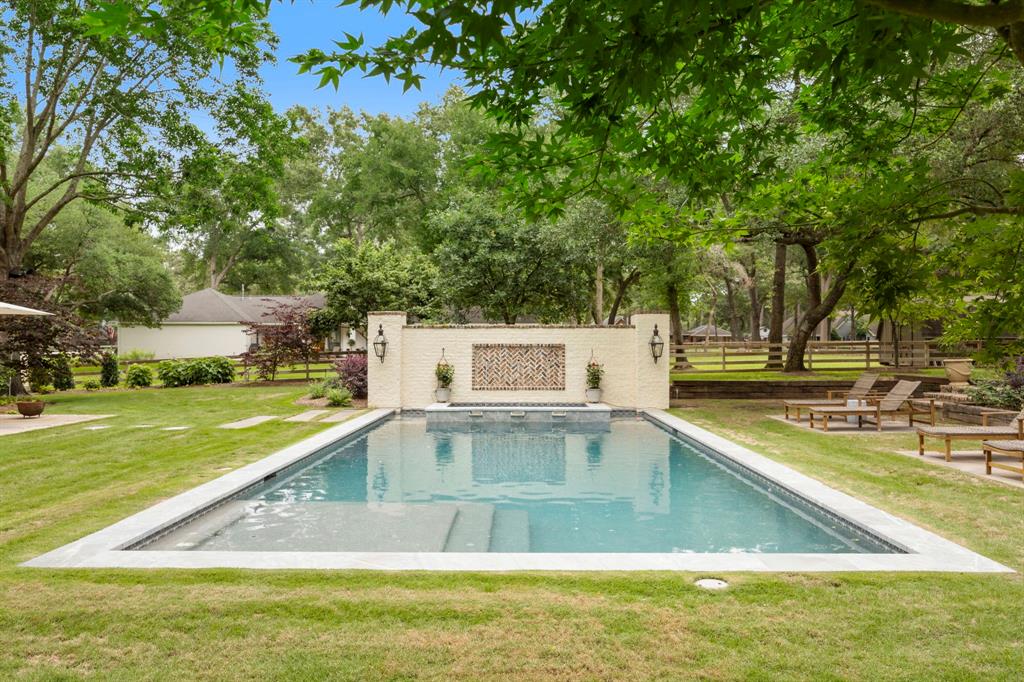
[{"x1": 917, "y1": 425, "x2": 1021, "y2": 436}]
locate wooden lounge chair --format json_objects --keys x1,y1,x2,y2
[
  {"x1": 807, "y1": 380, "x2": 930, "y2": 432},
  {"x1": 783, "y1": 372, "x2": 881, "y2": 420},
  {"x1": 982, "y1": 440, "x2": 1024, "y2": 479},
  {"x1": 917, "y1": 408, "x2": 1024, "y2": 462}
]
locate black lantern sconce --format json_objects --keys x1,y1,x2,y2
[
  {"x1": 372, "y1": 324, "x2": 388, "y2": 363},
  {"x1": 649, "y1": 324, "x2": 665, "y2": 363}
]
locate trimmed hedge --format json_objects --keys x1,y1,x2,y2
[{"x1": 156, "y1": 357, "x2": 235, "y2": 388}]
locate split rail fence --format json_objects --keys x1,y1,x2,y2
[{"x1": 671, "y1": 339, "x2": 984, "y2": 373}]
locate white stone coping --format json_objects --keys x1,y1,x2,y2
[
  {"x1": 23, "y1": 408, "x2": 1013, "y2": 573},
  {"x1": 423, "y1": 403, "x2": 611, "y2": 413}
]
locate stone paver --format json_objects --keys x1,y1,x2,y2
[
  {"x1": 0, "y1": 413, "x2": 112, "y2": 437},
  {"x1": 218, "y1": 415, "x2": 277, "y2": 430},
  {"x1": 320, "y1": 410, "x2": 358, "y2": 423},
  {"x1": 161, "y1": 426, "x2": 190, "y2": 431},
  {"x1": 283, "y1": 410, "x2": 330, "y2": 423},
  {"x1": 895, "y1": 449, "x2": 1023, "y2": 489}
]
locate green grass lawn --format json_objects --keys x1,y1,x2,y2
[{"x1": 1, "y1": 389, "x2": 1021, "y2": 679}]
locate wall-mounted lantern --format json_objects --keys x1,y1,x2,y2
[
  {"x1": 372, "y1": 324, "x2": 388, "y2": 363},
  {"x1": 649, "y1": 324, "x2": 665, "y2": 363}
]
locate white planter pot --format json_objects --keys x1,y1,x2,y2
[
  {"x1": 943, "y1": 358, "x2": 974, "y2": 384},
  {"x1": 585, "y1": 387, "x2": 602, "y2": 403},
  {"x1": 435, "y1": 387, "x2": 451, "y2": 403}
]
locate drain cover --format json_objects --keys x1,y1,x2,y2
[{"x1": 694, "y1": 578, "x2": 729, "y2": 590}]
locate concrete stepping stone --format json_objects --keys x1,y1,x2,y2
[
  {"x1": 161, "y1": 426, "x2": 190, "y2": 431},
  {"x1": 283, "y1": 410, "x2": 330, "y2": 423},
  {"x1": 83, "y1": 425, "x2": 111, "y2": 431},
  {"x1": 131, "y1": 424, "x2": 156, "y2": 429},
  {"x1": 320, "y1": 410, "x2": 358, "y2": 423},
  {"x1": 218, "y1": 415, "x2": 277, "y2": 430}
]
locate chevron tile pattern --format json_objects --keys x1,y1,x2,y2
[{"x1": 472, "y1": 344, "x2": 566, "y2": 390}]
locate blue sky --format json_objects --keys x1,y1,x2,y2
[{"x1": 261, "y1": 1, "x2": 461, "y2": 117}]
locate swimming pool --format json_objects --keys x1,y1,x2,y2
[
  {"x1": 25, "y1": 408, "x2": 1010, "y2": 572},
  {"x1": 144, "y1": 416, "x2": 895, "y2": 554}
]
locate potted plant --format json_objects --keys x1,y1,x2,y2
[
  {"x1": 435, "y1": 360, "x2": 454, "y2": 402},
  {"x1": 15, "y1": 395, "x2": 45, "y2": 418},
  {"x1": 943, "y1": 357, "x2": 974, "y2": 384},
  {"x1": 585, "y1": 360, "x2": 604, "y2": 403}
]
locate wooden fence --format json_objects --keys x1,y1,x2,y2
[{"x1": 671, "y1": 339, "x2": 984, "y2": 373}]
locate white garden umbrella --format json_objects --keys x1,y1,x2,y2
[{"x1": 0, "y1": 301, "x2": 52, "y2": 316}]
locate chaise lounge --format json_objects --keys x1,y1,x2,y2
[
  {"x1": 982, "y1": 440, "x2": 1024, "y2": 479},
  {"x1": 807, "y1": 380, "x2": 931, "y2": 432},
  {"x1": 917, "y1": 408, "x2": 1024, "y2": 462},
  {"x1": 782, "y1": 372, "x2": 882, "y2": 421}
]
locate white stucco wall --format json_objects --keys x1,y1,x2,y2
[
  {"x1": 117, "y1": 324, "x2": 250, "y2": 359},
  {"x1": 368, "y1": 312, "x2": 670, "y2": 409}
]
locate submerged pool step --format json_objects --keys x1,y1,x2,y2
[
  {"x1": 488, "y1": 509, "x2": 530, "y2": 552},
  {"x1": 443, "y1": 503, "x2": 495, "y2": 553}
]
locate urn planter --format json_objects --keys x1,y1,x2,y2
[
  {"x1": 585, "y1": 388, "x2": 602, "y2": 403},
  {"x1": 16, "y1": 401, "x2": 45, "y2": 418},
  {"x1": 943, "y1": 358, "x2": 974, "y2": 384},
  {"x1": 435, "y1": 387, "x2": 451, "y2": 403}
]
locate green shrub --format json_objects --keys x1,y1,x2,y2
[
  {"x1": 83, "y1": 379, "x2": 101, "y2": 391},
  {"x1": 51, "y1": 355, "x2": 76, "y2": 391},
  {"x1": 100, "y1": 353, "x2": 120, "y2": 387},
  {"x1": 28, "y1": 365, "x2": 51, "y2": 392},
  {"x1": 966, "y1": 380, "x2": 1024, "y2": 410},
  {"x1": 585, "y1": 360, "x2": 604, "y2": 389},
  {"x1": 125, "y1": 364, "x2": 154, "y2": 388},
  {"x1": 121, "y1": 349, "x2": 156, "y2": 362},
  {"x1": 308, "y1": 381, "x2": 328, "y2": 399},
  {"x1": 325, "y1": 386, "x2": 353, "y2": 407},
  {"x1": 157, "y1": 357, "x2": 235, "y2": 388},
  {"x1": 435, "y1": 360, "x2": 454, "y2": 389}
]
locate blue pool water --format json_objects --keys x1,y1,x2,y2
[{"x1": 155, "y1": 417, "x2": 895, "y2": 554}]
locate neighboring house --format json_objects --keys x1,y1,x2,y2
[
  {"x1": 117, "y1": 288, "x2": 366, "y2": 360},
  {"x1": 679, "y1": 324, "x2": 732, "y2": 342}
]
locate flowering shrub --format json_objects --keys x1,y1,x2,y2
[
  {"x1": 585, "y1": 360, "x2": 604, "y2": 389},
  {"x1": 335, "y1": 353, "x2": 368, "y2": 398}
]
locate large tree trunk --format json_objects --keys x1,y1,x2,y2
[
  {"x1": 765, "y1": 241, "x2": 787, "y2": 368},
  {"x1": 784, "y1": 267, "x2": 854, "y2": 372},
  {"x1": 606, "y1": 270, "x2": 640, "y2": 326},
  {"x1": 666, "y1": 280, "x2": 690, "y2": 368},
  {"x1": 592, "y1": 261, "x2": 604, "y2": 324},
  {"x1": 724, "y1": 276, "x2": 744, "y2": 341},
  {"x1": 746, "y1": 256, "x2": 761, "y2": 342}
]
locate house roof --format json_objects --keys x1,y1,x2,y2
[
  {"x1": 165, "y1": 288, "x2": 326, "y2": 324},
  {"x1": 684, "y1": 324, "x2": 732, "y2": 337}
]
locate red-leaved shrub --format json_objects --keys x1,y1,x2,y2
[{"x1": 335, "y1": 353, "x2": 367, "y2": 398}]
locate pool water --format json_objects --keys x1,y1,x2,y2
[{"x1": 149, "y1": 417, "x2": 896, "y2": 554}]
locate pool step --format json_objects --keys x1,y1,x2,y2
[
  {"x1": 488, "y1": 509, "x2": 530, "y2": 552},
  {"x1": 443, "y1": 503, "x2": 495, "y2": 552},
  {"x1": 144, "y1": 501, "x2": 253, "y2": 550}
]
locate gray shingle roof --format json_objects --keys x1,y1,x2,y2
[{"x1": 165, "y1": 288, "x2": 325, "y2": 324}]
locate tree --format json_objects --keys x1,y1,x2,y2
[
  {"x1": 309, "y1": 239, "x2": 440, "y2": 333},
  {"x1": 241, "y1": 301, "x2": 319, "y2": 381},
  {"x1": 25, "y1": 197, "x2": 180, "y2": 325},
  {"x1": 0, "y1": 0, "x2": 272, "y2": 279},
  {"x1": 0, "y1": 274, "x2": 104, "y2": 394},
  {"x1": 431, "y1": 190, "x2": 591, "y2": 324}
]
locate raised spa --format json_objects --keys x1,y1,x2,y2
[{"x1": 140, "y1": 416, "x2": 897, "y2": 554}]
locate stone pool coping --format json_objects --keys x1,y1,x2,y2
[{"x1": 23, "y1": 408, "x2": 1012, "y2": 572}]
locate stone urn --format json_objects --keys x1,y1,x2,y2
[
  {"x1": 15, "y1": 400, "x2": 45, "y2": 418},
  {"x1": 943, "y1": 358, "x2": 974, "y2": 385},
  {"x1": 585, "y1": 387, "x2": 603, "y2": 403},
  {"x1": 435, "y1": 387, "x2": 451, "y2": 403}
]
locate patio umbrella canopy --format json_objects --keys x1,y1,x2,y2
[{"x1": 0, "y1": 301, "x2": 53, "y2": 316}]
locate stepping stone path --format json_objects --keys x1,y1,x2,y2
[
  {"x1": 161, "y1": 426, "x2": 190, "y2": 431},
  {"x1": 283, "y1": 410, "x2": 330, "y2": 423},
  {"x1": 83, "y1": 425, "x2": 111, "y2": 431},
  {"x1": 320, "y1": 410, "x2": 358, "y2": 423},
  {"x1": 218, "y1": 415, "x2": 277, "y2": 430}
]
